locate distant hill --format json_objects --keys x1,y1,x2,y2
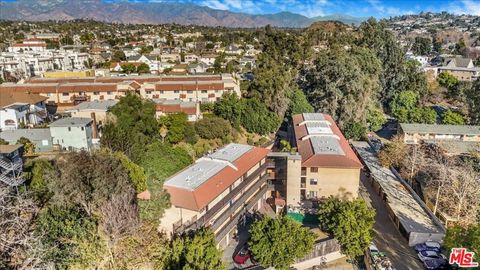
[
  {"x1": 312, "y1": 14, "x2": 368, "y2": 26},
  {"x1": 0, "y1": 0, "x2": 366, "y2": 28}
]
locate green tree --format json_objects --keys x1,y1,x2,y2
[
  {"x1": 443, "y1": 224, "x2": 479, "y2": 269},
  {"x1": 286, "y1": 89, "x2": 314, "y2": 118},
  {"x1": 121, "y1": 63, "x2": 136, "y2": 74},
  {"x1": 467, "y1": 79, "x2": 480, "y2": 124},
  {"x1": 0, "y1": 138, "x2": 8, "y2": 145},
  {"x1": 194, "y1": 116, "x2": 232, "y2": 140},
  {"x1": 48, "y1": 151, "x2": 137, "y2": 217},
  {"x1": 240, "y1": 98, "x2": 281, "y2": 135},
  {"x1": 343, "y1": 122, "x2": 367, "y2": 140},
  {"x1": 442, "y1": 110, "x2": 465, "y2": 125},
  {"x1": 409, "y1": 107, "x2": 437, "y2": 124},
  {"x1": 249, "y1": 216, "x2": 315, "y2": 270},
  {"x1": 159, "y1": 113, "x2": 189, "y2": 144},
  {"x1": 390, "y1": 90, "x2": 418, "y2": 117},
  {"x1": 303, "y1": 47, "x2": 381, "y2": 128},
  {"x1": 136, "y1": 63, "x2": 150, "y2": 74},
  {"x1": 438, "y1": 71, "x2": 459, "y2": 90},
  {"x1": 214, "y1": 92, "x2": 244, "y2": 128},
  {"x1": 23, "y1": 159, "x2": 53, "y2": 198},
  {"x1": 34, "y1": 206, "x2": 104, "y2": 269},
  {"x1": 317, "y1": 197, "x2": 376, "y2": 259},
  {"x1": 16, "y1": 137, "x2": 34, "y2": 154},
  {"x1": 367, "y1": 108, "x2": 387, "y2": 131},
  {"x1": 101, "y1": 92, "x2": 158, "y2": 160},
  {"x1": 165, "y1": 228, "x2": 226, "y2": 270},
  {"x1": 411, "y1": 36, "x2": 432, "y2": 55},
  {"x1": 113, "y1": 151, "x2": 148, "y2": 192},
  {"x1": 112, "y1": 50, "x2": 126, "y2": 62}
]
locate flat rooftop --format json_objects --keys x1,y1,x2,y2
[
  {"x1": 49, "y1": 117, "x2": 92, "y2": 127},
  {"x1": 400, "y1": 123, "x2": 480, "y2": 136},
  {"x1": 165, "y1": 143, "x2": 254, "y2": 191},
  {"x1": 66, "y1": 100, "x2": 118, "y2": 112},
  {"x1": 352, "y1": 141, "x2": 444, "y2": 235}
]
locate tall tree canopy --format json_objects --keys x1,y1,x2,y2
[
  {"x1": 317, "y1": 197, "x2": 376, "y2": 259},
  {"x1": 101, "y1": 92, "x2": 159, "y2": 161},
  {"x1": 249, "y1": 216, "x2": 315, "y2": 270},
  {"x1": 302, "y1": 47, "x2": 381, "y2": 128}
]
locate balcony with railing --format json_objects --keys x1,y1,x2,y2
[{"x1": 173, "y1": 161, "x2": 274, "y2": 234}]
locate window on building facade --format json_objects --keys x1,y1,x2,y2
[
  {"x1": 93, "y1": 92, "x2": 100, "y2": 95},
  {"x1": 146, "y1": 91, "x2": 152, "y2": 94},
  {"x1": 308, "y1": 191, "x2": 317, "y2": 198},
  {"x1": 68, "y1": 127, "x2": 71, "y2": 131},
  {"x1": 301, "y1": 167, "x2": 307, "y2": 176},
  {"x1": 310, "y1": 167, "x2": 318, "y2": 173},
  {"x1": 301, "y1": 177, "x2": 306, "y2": 188},
  {"x1": 201, "y1": 90, "x2": 207, "y2": 93},
  {"x1": 174, "y1": 90, "x2": 179, "y2": 93},
  {"x1": 310, "y1": 178, "x2": 318, "y2": 185},
  {"x1": 187, "y1": 90, "x2": 193, "y2": 94},
  {"x1": 81, "y1": 127, "x2": 84, "y2": 131},
  {"x1": 62, "y1": 92, "x2": 69, "y2": 96},
  {"x1": 107, "y1": 91, "x2": 112, "y2": 95},
  {"x1": 160, "y1": 91, "x2": 165, "y2": 94}
]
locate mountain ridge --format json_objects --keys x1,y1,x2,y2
[{"x1": 0, "y1": 0, "x2": 366, "y2": 27}]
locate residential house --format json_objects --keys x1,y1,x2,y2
[
  {"x1": 154, "y1": 100, "x2": 201, "y2": 122},
  {"x1": 398, "y1": 123, "x2": 480, "y2": 154},
  {"x1": 438, "y1": 57, "x2": 479, "y2": 81},
  {"x1": 160, "y1": 53, "x2": 181, "y2": 63},
  {"x1": 200, "y1": 54, "x2": 217, "y2": 66},
  {"x1": 66, "y1": 100, "x2": 118, "y2": 125},
  {"x1": 286, "y1": 113, "x2": 363, "y2": 206},
  {"x1": 8, "y1": 38, "x2": 47, "y2": 53},
  {"x1": 0, "y1": 92, "x2": 48, "y2": 130},
  {"x1": 0, "y1": 128, "x2": 53, "y2": 152},
  {"x1": 49, "y1": 117, "x2": 94, "y2": 151},
  {"x1": 184, "y1": 54, "x2": 199, "y2": 64},
  {"x1": 240, "y1": 56, "x2": 256, "y2": 69},
  {"x1": 224, "y1": 45, "x2": 243, "y2": 55},
  {"x1": 188, "y1": 62, "x2": 208, "y2": 74},
  {"x1": 159, "y1": 143, "x2": 272, "y2": 248}
]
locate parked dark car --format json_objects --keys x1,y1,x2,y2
[
  {"x1": 424, "y1": 258, "x2": 450, "y2": 270},
  {"x1": 415, "y1": 241, "x2": 441, "y2": 253}
]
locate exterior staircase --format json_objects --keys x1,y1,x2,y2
[{"x1": 0, "y1": 156, "x2": 25, "y2": 187}]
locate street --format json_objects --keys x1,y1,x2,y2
[{"x1": 359, "y1": 173, "x2": 425, "y2": 270}]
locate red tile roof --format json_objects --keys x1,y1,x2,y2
[
  {"x1": 164, "y1": 146, "x2": 270, "y2": 211},
  {"x1": 292, "y1": 113, "x2": 363, "y2": 169},
  {"x1": 155, "y1": 103, "x2": 197, "y2": 115}
]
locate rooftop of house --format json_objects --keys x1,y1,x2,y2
[
  {"x1": 444, "y1": 57, "x2": 473, "y2": 68},
  {"x1": 49, "y1": 117, "x2": 92, "y2": 128},
  {"x1": 164, "y1": 143, "x2": 270, "y2": 211},
  {"x1": 292, "y1": 113, "x2": 363, "y2": 169},
  {"x1": 400, "y1": 123, "x2": 480, "y2": 136},
  {"x1": 0, "y1": 91, "x2": 48, "y2": 109},
  {"x1": 0, "y1": 144, "x2": 23, "y2": 155},
  {"x1": 66, "y1": 100, "x2": 118, "y2": 112},
  {"x1": 0, "y1": 128, "x2": 51, "y2": 142}
]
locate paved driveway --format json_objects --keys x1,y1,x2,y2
[{"x1": 359, "y1": 173, "x2": 425, "y2": 270}]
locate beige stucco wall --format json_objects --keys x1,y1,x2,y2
[
  {"x1": 158, "y1": 206, "x2": 201, "y2": 237},
  {"x1": 304, "y1": 168, "x2": 360, "y2": 199},
  {"x1": 286, "y1": 158, "x2": 302, "y2": 207}
]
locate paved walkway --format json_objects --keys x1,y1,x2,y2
[{"x1": 359, "y1": 173, "x2": 424, "y2": 270}]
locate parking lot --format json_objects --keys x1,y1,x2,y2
[{"x1": 359, "y1": 173, "x2": 425, "y2": 270}]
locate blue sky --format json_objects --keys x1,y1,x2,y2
[{"x1": 140, "y1": 0, "x2": 480, "y2": 18}]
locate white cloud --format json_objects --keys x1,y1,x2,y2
[
  {"x1": 367, "y1": 0, "x2": 416, "y2": 16},
  {"x1": 451, "y1": 0, "x2": 480, "y2": 15},
  {"x1": 201, "y1": 0, "x2": 229, "y2": 10}
]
